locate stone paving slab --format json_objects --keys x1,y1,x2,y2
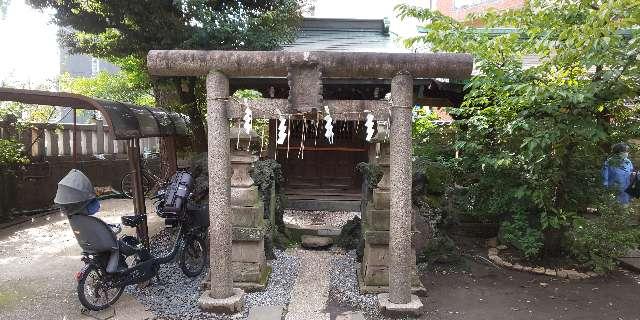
[
  {"x1": 335, "y1": 311, "x2": 366, "y2": 320},
  {"x1": 67, "y1": 293, "x2": 155, "y2": 320},
  {"x1": 248, "y1": 305, "x2": 284, "y2": 320},
  {"x1": 619, "y1": 249, "x2": 640, "y2": 271},
  {"x1": 285, "y1": 249, "x2": 332, "y2": 320}
]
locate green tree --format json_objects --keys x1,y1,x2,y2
[
  {"x1": 398, "y1": 0, "x2": 640, "y2": 264},
  {"x1": 28, "y1": 0, "x2": 303, "y2": 151},
  {"x1": 59, "y1": 70, "x2": 155, "y2": 106}
]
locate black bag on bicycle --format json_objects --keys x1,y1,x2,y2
[{"x1": 159, "y1": 171, "x2": 193, "y2": 216}]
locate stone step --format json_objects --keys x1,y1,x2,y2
[
  {"x1": 287, "y1": 199, "x2": 361, "y2": 212},
  {"x1": 285, "y1": 311, "x2": 330, "y2": 320},
  {"x1": 248, "y1": 306, "x2": 284, "y2": 320},
  {"x1": 301, "y1": 235, "x2": 334, "y2": 248}
]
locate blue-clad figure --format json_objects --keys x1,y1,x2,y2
[{"x1": 602, "y1": 143, "x2": 634, "y2": 204}]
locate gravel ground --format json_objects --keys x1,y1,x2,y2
[
  {"x1": 128, "y1": 229, "x2": 300, "y2": 320},
  {"x1": 328, "y1": 250, "x2": 420, "y2": 320},
  {"x1": 328, "y1": 250, "x2": 385, "y2": 319}
]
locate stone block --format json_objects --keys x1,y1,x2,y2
[
  {"x1": 198, "y1": 288, "x2": 245, "y2": 314},
  {"x1": 378, "y1": 293, "x2": 423, "y2": 317},
  {"x1": 232, "y1": 226, "x2": 266, "y2": 241},
  {"x1": 232, "y1": 205, "x2": 264, "y2": 227},
  {"x1": 363, "y1": 243, "x2": 390, "y2": 266},
  {"x1": 301, "y1": 235, "x2": 333, "y2": 248},
  {"x1": 373, "y1": 189, "x2": 390, "y2": 210},
  {"x1": 248, "y1": 306, "x2": 283, "y2": 320},
  {"x1": 232, "y1": 261, "x2": 262, "y2": 283},
  {"x1": 231, "y1": 185, "x2": 260, "y2": 206},
  {"x1": 532, "y1": 267, "x2": 546, "y2": 274},
  {"x1": 361, "y1": 261, "x2": 420, "y2": 287},
  {"x1": 287, "y1": 64, "x2": 323, "y2": 113},
  {"x1": 566, "y1": 270, "x2": 582, "y2": 280},
  {"x1": 232, "y1": 240, "x2": 265, "y2": 263},
  {"x1": 336, "y1": 311, "x2": 366, "y2": 320},
  {"x1": 364, "y1": 230, "x2": 389, "y2": 245},
  {"x1": 367, "y1": 207, "x2": 390, "y2": 231},
  {"x1": 362, "y1": 265, "x2": 388, "y2": 286}
]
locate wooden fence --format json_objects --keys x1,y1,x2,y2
[{"x1": 0, "y1": 120, "x2": 159, "y2": 161}]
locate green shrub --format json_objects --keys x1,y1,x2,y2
[
  {"x1": 335, "y1": 216, "x2": 362, "y2": 251},
  {"x1": 499, "y1": 211, "x2": 544, "y2": 259},
  {"x1": 417, "y1": 234, "x2": 461, "y2": 265},
  {"x1": 356, "y1": 162, "x2": 382, "y2": 191},
  {"x1": 568, "y1": 199, "x2": 640, "y2": 273},
  {"x1": 0, "y1": 139, "x2": 28, "y2": 166}
]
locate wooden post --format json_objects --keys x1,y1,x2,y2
[
  {"x1": 127, "y1": 138, "x2": 149, "y2": 247},
  {"x1": 73, "y1": 109, "x2": 79, "y2": 162}
]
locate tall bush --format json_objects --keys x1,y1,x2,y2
[{"x1": 398, "y1": 0, "x2": 640, "y2": 263}]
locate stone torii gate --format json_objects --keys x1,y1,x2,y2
[{"x1": 147, "y1": 50, "x2": 473, "y2": 315}]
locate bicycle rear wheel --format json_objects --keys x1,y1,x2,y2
[
  {"x1": 77, "y1": 264, "x2": 124, "y2": 311},
  {"x1": 120, "y1": 172, "x2": 151, "y2": 199},
  {"x1": 179, "y1": 236, "x2": 207, "y2": 277}
]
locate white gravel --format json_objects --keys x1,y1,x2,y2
[
  {"x1": 328, "y1": 250, "x2": 384, "y2": 319},
  {"x1": 128, "y1": 229, "x2": 300, "y2": 319}
]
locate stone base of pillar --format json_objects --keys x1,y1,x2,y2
[
  {"x1": 198, "y1": 288, "x2": 245, "y2": 314},
  {"x1": 357, "y1": 270, "x2": 427, "y2": 295},
  {"x1": 231, "y1": 227, "x2": 268, "y2": 291},
  {"x1": 377, "y1": 293, "x2": 423, "y2": 317},
  {"x1": 360, "y1": 201, "x2": 426, "y2": 295},
  {"x1": 202, "y1": 265, "x2": 272, "y2": 293}
]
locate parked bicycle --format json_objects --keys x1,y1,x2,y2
[
  {"x1": 121, "y1": 152, "x2": 170, "y2": 199},
  {"x1": 55, "y1": 169, "x2": 208, "y2": 311}
]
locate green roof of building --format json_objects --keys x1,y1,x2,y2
[{"x1": 283, "y1": 18, "x2": 407, "y2": 53}]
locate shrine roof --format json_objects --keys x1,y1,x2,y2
[{"x1": 283, "y1": 18, "x2": 406, "y2": 53}]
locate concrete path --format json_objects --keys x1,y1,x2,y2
[
  {"x1": 285, "y1": 249, "x2": 332, "y2": 320},
  {"x1": 619, "y1": 249, "x2": 640, "y2": 271},
  {"x1": 0, "y1": 199, "x2": 162, "y2": 320}
]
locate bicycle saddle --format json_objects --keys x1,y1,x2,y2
[{"x1": 121, "y1": 215, "x2": 146, "y2": 227}]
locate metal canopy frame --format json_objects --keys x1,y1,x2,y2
[{"x1": 0, "y1": 87, "x2": 190, "y2": 247}]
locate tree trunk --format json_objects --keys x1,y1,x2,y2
[
  {"x1": 178, "y1": 77, "x2": 207, "y2": 152},
  {"x1": 544, "y1": 143, "x2": 575, "y2": 258}
]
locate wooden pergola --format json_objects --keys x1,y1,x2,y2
[{"x1": 0, "y1": 87, "x2": 189, "y2": 245}]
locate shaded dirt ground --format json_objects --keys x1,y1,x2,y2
[{"x1": 419, "y1": 238, "x2": 640, "y2": 320}]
